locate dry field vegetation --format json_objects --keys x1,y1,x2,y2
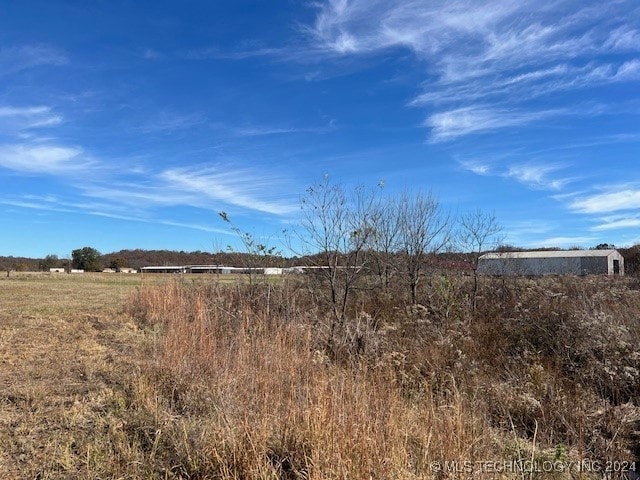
[{"x1": 1, "y1": 271, "x2": 639, "y2": 479}]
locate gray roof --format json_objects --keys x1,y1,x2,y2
[{"x1": 479, "y1": 249, "x2": 619, "y2": 260}]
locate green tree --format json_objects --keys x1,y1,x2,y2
[
  {"x1": 109, "y1": 257, "x2": 127, "y2": 272},
  {"x1": 39, "y1": 254, "x2": 60, "y2": 271},
  {"x1": 71, "y1": 247, "x2": 102, "y2": 272},
  {"x1": 13, "y1": 262, "x2": 30, "y2": 272}
]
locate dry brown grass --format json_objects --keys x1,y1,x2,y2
[
  {"x1": 124, "y1": 279, "x2": 499, "y2": 479},
  {"x1": 1, "y1": 272, "x2": 638, "y2": 479},
  {"x1": 0, "y1": 273, "x2": 152, "y2": 478}
]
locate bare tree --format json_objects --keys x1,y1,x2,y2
[
  {"x1": 397, "y1": 191, "x2": 450, "y2": 304},
  {"x1": 368, "y1": 194, "x2": 401, "y2": 291},
  {"x1": 457, "y1": 209, "x2": 502, "y2": 311},
  {"x1": 298, "y1": 177, "x2": 379, "y2": 344}
]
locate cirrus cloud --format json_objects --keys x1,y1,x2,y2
[
  {"x1": 569, "y1": 188, "x2": 640, "y2": 213},
  {"x1": 0, "y1": 144, "x2": 92, "y2": 174},
  {"x1": 0, "y1": 44, "x2": 68, "y2": 77},
  {"x1": 308, "y1": 0, "x2": 640, "y2": 140}
]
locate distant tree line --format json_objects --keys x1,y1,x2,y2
[
  {"x1": 0, "y1": 248, "x2": 297, "y2": 273},
  {"x1": 3, "y1": 242, "x2": 639, "y2": 276},
  {"x1": 2, "y1": 180, "x2": 639, "y2": 280}
]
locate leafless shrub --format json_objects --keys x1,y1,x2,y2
[
  {"x1": 118, "y1": 271, "x2": 640, "y2": 478},
  {"x1": 123, "y1": 280, "x2": 502, "y2": 478}
]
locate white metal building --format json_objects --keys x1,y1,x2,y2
[
  {"x1": 478, "y1": 249, "x2": 624, "y2": 276},
  {"x1": 139, "y1": 265, "x2": 309, "y2": 275}
]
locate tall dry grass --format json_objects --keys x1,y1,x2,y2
[
  {"x1": 6, "y1": 273, "x2": 637, "y2": 478},
  {"x1": 125, "y1": 279, "x2": 500, "y2": 479},
  {"x1": 121, "y1": 273, "x2": 640, "y2": 479}
]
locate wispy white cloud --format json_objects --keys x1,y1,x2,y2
[
  {"x1": 0, "y1": 44, "x2": 68, "y2": 76},
  {"x1": 77, "y1": 165, "x2": 297, "y2": 217},
  {"x1": 230, "y1": 121, "x2": 336, "y2": 137},
  {"x1": 459, "y1": 160, "x2": 492, "y2": 175},
  {"x1": 232, "y1": 126, "x2": 301, "y2": 137},
  {"x1": 160, "y1": 166, "x2": 297, "y2": 215},
  {"x1": 569, "y1": 188, "x2": 640, "y2": 213},
  {"x1": 461, "y1": 158, "x2": 574, "y2": 190},
  {"x1": 0, "y1": 195, "x2": 132, "y2": 219},
  {"x1": 412, "y1": 61, "x2": 640, "y2": 107},
  {"x1": 0, "y1": 194, "x2": 230, "y2": 234},
  {"x1": 506, "y1": 220, "x2": 598, "y2": 249},
  {"x1": 505, "y1": 164, "x2": 572, "y2": 190},
  {"x1": 614, "y1": 59, "x2": 640, "y2": 81},
  {"x1": 142, "y1": 48, "x2": 162, "y2": 60},
  {"x1": 177, "y1": 0, "x2": 638, "y2": 146},
  {"x1": 307, "y1": 0, "x2": 640, "y2": 139},
  {"x1": 82, "y1": 184, "x2": 198, "y2": 208},
  {"x1": 533, "y1": 236, "x2": 596, "y2": 248},
  {"x1": 427, "y1": 106, "x2": 564, "y2": 141},
  {"x1": 310, "y1": 0, "x2": 627, "y2": 65},
  {"x1": 0, "y1": 198, "x2": 74, "y2": 213},
  {"x1": 153, "y1": 219, "x2": 230, "y2": 234},
  {"x1": 0, "y1": 144, "x2": 93, "y2": 174},
  {"x1": 0, "y1": 106, "x2": 52, "y2": 117},
  {"x1": 310, "y1": 0, "x2": 527, "y2": 58},
  {"x1": 592, "y1": 213, "x2": 640, "y2": 231},
  {"x1": 85, "y1": 210, "x2": 229, "y2": 234},
  {"x1": 182, "y1": 44, "x2": 296, "y2": 61},
  {"x1": 604, "y1": 26, "x2": 640, "y2": 50},
  {"x1": 0, "y1": 105, "x2": 63, "y2": 132}
]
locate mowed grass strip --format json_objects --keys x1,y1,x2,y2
[
  {"x1": 0, "y1": 272, "x2": 263, "y2": 478},
  {"x1": 0, "y1": 273, "x2": 150, "y2": 478}
]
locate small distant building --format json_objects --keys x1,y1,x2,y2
[
  {"x1": 284, "y1": 266, "x2": 306, "y2": 274},
  {"x1": 139, "y1": 264, "x2": 323, "y2": 276},
  {"x1": 189, "y1": 265, "x2": 228, "y2": 274},
  {"x1": 478, "y1": 249, "x2": 624, "y2": 276},
  {"x1": 70, "y1": 269, "x2": 85, "y2": 274},
  {"x1": 264, "y1": 268, "x2": 283, "y2": 275},
  {"x1": 104, "y1": 267, "x2": 137, "y2": 273},
  {"x1": 49, "y1": 267, "x2": 65, "y2": 273},
  {"x1": 140, "y1": 265, "x2": 187, "y2": 274},
  {"x1": 141, "y1": 265, "x2": 264, "y2": 274}
]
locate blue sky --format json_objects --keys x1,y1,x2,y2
[{"x1": 1, "y1": 0, "x2": 639, "y2": 258}]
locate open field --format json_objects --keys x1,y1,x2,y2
[
  {"x1": 1, "y1": 272, "x2": 639, "y2": 479},
  {"x1": 0, "y1": 273, "x2": 149, "y2": 478},
  {"x1": 0, "y1": 272, "x2": 282, "y2": 476}
]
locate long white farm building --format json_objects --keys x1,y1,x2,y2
[
  {"x1": 140, "y1": 265, "x2": 297, "y2": 275},
  {"x1": 477, "y1": 249, "x2": 624, "y2": 276}
]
